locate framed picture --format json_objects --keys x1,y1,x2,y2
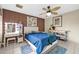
[
  {"x1": 27, "y1": 16, "x2": 37, "y2": 27},
  {"x1": 53, "y1": 16, "x2": 62, "y2": 27}
]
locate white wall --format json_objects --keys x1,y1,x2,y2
[
  {"x1": 45, "y1": 17, "x2": 52, "y2": 32},
  {"x1": 58, "y1": 9, "x2": 79, "y2": 43},
  {"x1": 45, "y1": 9, "x2": 79, "y2": 43},
  {"x1": 0, "y1": 16, "x2": 2, "y2": 42}
]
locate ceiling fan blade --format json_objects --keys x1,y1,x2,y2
[
  {"x1": 40, "y1": 12, "x2": 46, "y2": 15},
  {"x1": 51, "y1": 12, "x2": 58, "y2": 15},
  {"x1": 51, "y1": 6, "x2": 61, "y2": 11}
]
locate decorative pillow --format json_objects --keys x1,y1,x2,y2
[{"x1": 48, "y1": 32, "x2": 54, "y2": 36}]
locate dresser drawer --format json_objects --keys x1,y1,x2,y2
[{"x1": 18, "y1": 36, "x2": 23, "y2": 43}]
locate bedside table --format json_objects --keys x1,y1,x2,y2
[{"x1": 17, "y1": 35, "x2": 24, "y2": 43}]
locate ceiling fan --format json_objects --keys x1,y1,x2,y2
[{"x1": 40, "y1": 5, "x2": 61, "y2": 16}]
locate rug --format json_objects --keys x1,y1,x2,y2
[
  {"x1": 21, "y1": 45, "x2": 67, "y2": 54},
  {"x1": 47, "y1": 46, "x2": 67, "y2": 54},
  {"x1": 21, "y1": 45, "x2": 32, "y2": 54}
]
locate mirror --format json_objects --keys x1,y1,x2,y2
[{"x1": 7, "y1": 24, "x2": 15, "y2": 33}]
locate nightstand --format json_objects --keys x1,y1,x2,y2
[{"x1": 17, "y1": 34, "x2": 24, "y2": 43}]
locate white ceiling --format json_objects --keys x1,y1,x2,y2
[{"x1": 1, "y1": 4, "x2": 79, "y2": 19}]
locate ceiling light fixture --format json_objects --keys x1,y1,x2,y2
[
  {"x1": 46, "y1": 12, "x2": 51, "y2": 16},
  {"x1": 16, "y1": 4, "x2": 23, "y2": 9},
  {"x1": 46, "y1": 9, "x2": 52, "y2": 16}
]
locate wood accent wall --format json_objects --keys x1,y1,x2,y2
[
  {"x1": 3, "y1": 9, "x2": 45, "y2": 31},
  {"x1": 37, "y1": 18, "x2": 44, "y2": 31},
  {"x1": 3, "y1": 9, "x2": 27, "y2": 26}
]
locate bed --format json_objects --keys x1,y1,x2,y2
[{"x1": 24, "y1": 27, "x2": 59, "y2": 54}]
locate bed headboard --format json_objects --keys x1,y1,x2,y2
[{"x1": 24, "y1": 27, "x2": 38, "y2": 34}]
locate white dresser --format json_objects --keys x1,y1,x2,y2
[
  {"x1": 56, "y1": 30, "x2": 69, "y2": 41},
  {"x1": 48, "y1": 29, "x2": 69, "y2": 41}
]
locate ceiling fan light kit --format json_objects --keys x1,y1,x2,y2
[{"x1": 46, "y1": 12, "x2": 51, "y2": 16}]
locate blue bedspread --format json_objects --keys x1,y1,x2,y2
[{"x1": 25, "y1": 32, "x2": 58, "y2": 54}]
